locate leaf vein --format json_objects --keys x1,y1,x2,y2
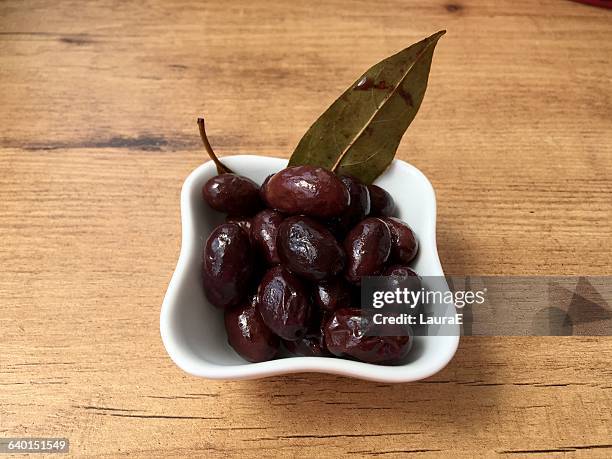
[{"x1": 330, "y1": 31, "x2": 444, "y2": 172}]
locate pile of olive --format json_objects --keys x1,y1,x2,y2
[{"x1": 201, "y1": 165, "x2": 419, "y2": 365}]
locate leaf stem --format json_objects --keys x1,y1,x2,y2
[{"x1": 197, "y1": 117, "x2": 233, "y2": 174}]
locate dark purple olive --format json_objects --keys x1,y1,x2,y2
[
  {"x1": 224, "y1": 294, "x2": 279, "y2": 362},
  {"x1": 344, "y1": 217, "x2": 392, "y2": 284},
  {"x1": 383, "y1": 217, "x2": 418, "y2": 264},
  {"x1": 225, "y1": 215, "x2": 252, "y2": 235},
  {"x1": 382, "y1": 265, "x2": 422, "y2": 316},
  {"x1": 324, "y1": 219, "x2": 346, "y2": 240},
  {"x1": 383, "y1": 265, "x2": 420, "y2": 279},
  {"x1": 250, "y1": 209, "x2": 284, "y2": 265},
  {"x1": 277, "y1": 216, "x2": 345, "y2": 281},
  {"x1": 202, "y1": 223, "x2": 253, "y2": 309},
  {"x1": 260, "y1": 174, "x2": 274, "y2": 205},
  {"x1": 202, "y1": 173, "x2": 263, "y2": 216},
  {"x1": 283, "y1": 333, "x2": 329, "y2": 357},
  {"x1": 283, "y1": 308, "x2": 330, "y2": 357},
  {"x1": 313, "y1": 277, "x2": 352, "y2": 312},
  {"x1": 368, "y1": 184, "x2": 395, "y2": 217},
  {"x1": 324, "y1": 308, "x2": 412, "y2": 364},
  {"x1": 333, "y1": 175, "x2": 371, "y2": 233},
  {"x1": 264, "y1": 166, "x2": 350, "y2": 218},
  {"x1": 257, "y1": 266, "x2": 312, "y2": 341}
]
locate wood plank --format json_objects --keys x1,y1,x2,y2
[{"x1": 1, "y1": 0, "x2": 611, "y2": 456}]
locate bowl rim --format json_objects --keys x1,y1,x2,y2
[{"x1": 160, "y1": 155, "x2": 460, "y2": 383}]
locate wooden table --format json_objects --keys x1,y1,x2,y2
[{"x1": 1, "y1": 1, "x2": 611, "y2": 457}]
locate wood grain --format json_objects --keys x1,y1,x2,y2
[{"x1": 1, "y1": 0, "x2": 611, "y2": 457}]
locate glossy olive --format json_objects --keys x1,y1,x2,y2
[
  {"x1": 224, "y1": 294, "x2": 279, "y2": 362},
  {"x1": 257, "y1": 266, "x2": 312, "y2": 341},
  {"x1": 259, "y1": 173, "x2": 273, "y2": 205},
  {"x1": 344, "y1": 217, "x2": 392, "y2": 284},
  {"x1": 313, "y1": 277, "x2": 353, "y2": 312},
  {"x1": 324, "y1": 308, "x2": 413, "y2": 364},
  {"x1": 368, "y1": 184, "x2": 395, "y2": 217},
  {"x1": 283, "y1": 308, "x2": 331, "y2": 357},
  {"x1": 283, "y1": 333, "x2": 329, "y2": 357},
  {"x1": 382, "y1": 265, "x2": 423, "y2": 316},
  {"x1": 383, "y1": 264, "x2": 420, "y2": 279},
  {"x1": 334, "y1": 175, "x2": 371, "y2": 232},
  {"x1": 277, "y1": 216, "x2": 345, "y2": 281},
  {"x1": 202, "y1": 223, "x2": 254, "y2": 309},
  {"x1": 383, "y1": 217, "x2": 418, "y2": 264},
  {"x1": 264, "y1": 166, "x2": 350, "y2": 218},
  {"x1": 202, "y1": 173, "x2": 262, "y2": 216},
  {"x1": 250, "y1": 209, "x2": 283, "y2": 265},
  {"x1": 225, "y1": 215, "x2": 252, "y2": 235}
]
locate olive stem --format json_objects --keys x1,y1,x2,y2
[{"x1": 197, "y1": 117, "x2": 233, "y2": 174}]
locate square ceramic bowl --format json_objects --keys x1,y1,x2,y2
[{"x1": 160, "y1": 155, "x2": 459, "y2": 382}]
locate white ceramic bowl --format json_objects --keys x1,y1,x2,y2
[{"x1": 160, "y1": 155, "x2": 459, "y2": 382}]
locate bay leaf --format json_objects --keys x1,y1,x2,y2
[{"x1": 288, "y1": 30, "x2": 445, "y2": 184}]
